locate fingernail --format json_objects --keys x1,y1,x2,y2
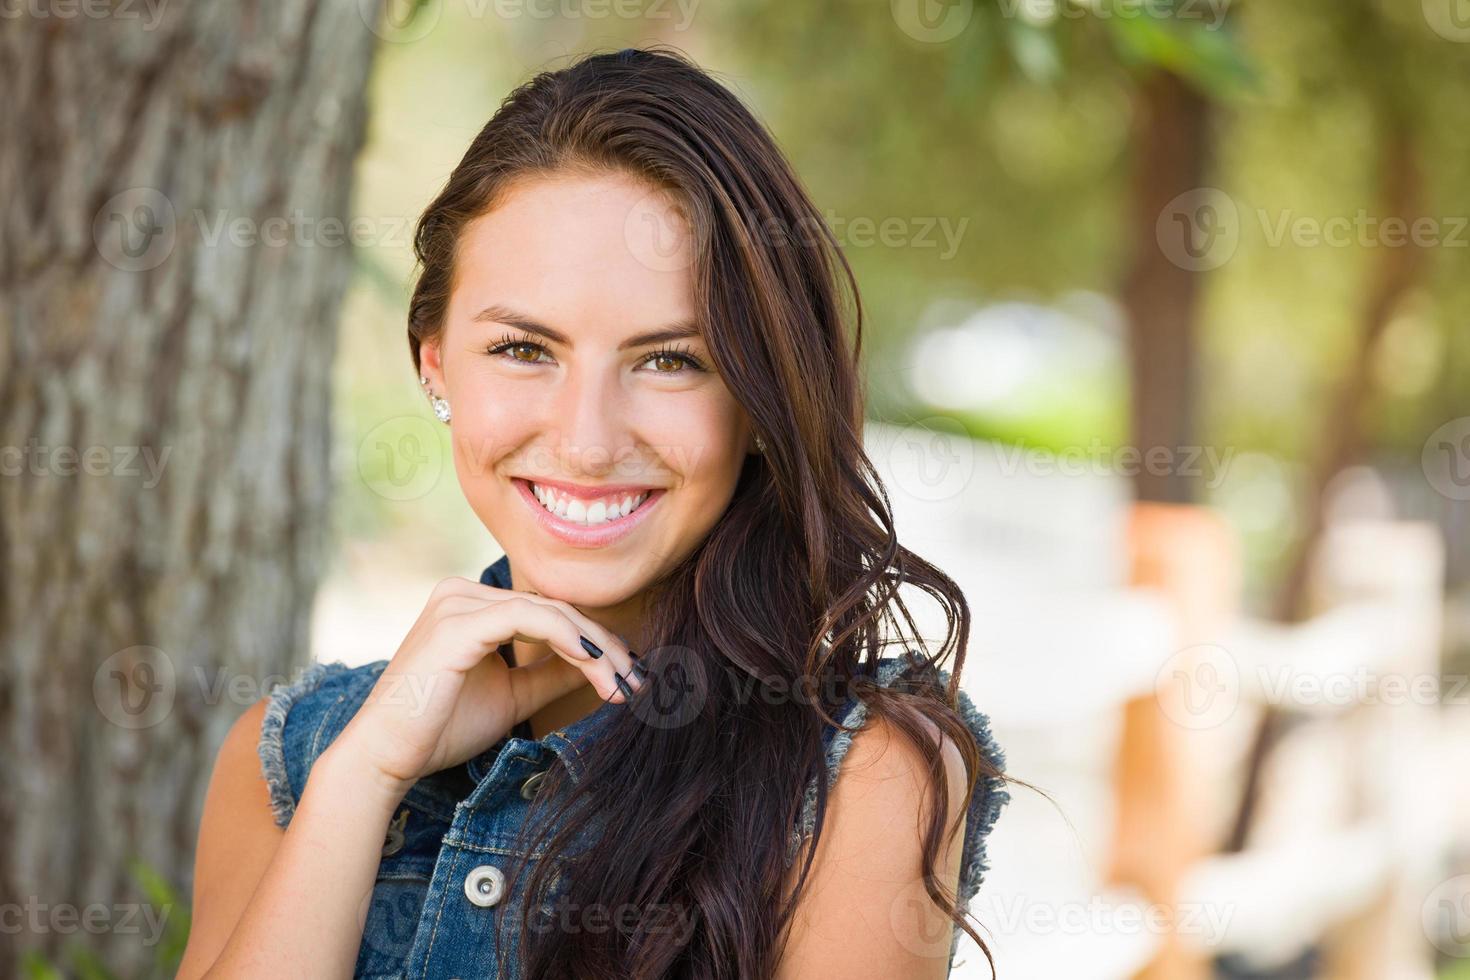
[
  {"x1": 630, "y1": 660, "x2": 648, "y2": 681},
  {"x1": 580, "y1": 635, "x2": 604, "y2": 659},
  {"x1": 614, "y1": 671, "x2": 634, "y2": 699}
]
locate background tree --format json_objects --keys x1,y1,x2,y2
[{"x1": 0, "y1": 2, "x2": 384, "y2": 973}]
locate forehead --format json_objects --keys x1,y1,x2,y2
[{"x1": 448, "y1": 172, "x2": 698, "y2": 338}]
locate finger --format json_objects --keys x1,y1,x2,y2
[
  {"x1": 428, "y1": 575, "x2": 498, "y2": 602},
  {"x1": 443, "y1": 600, "x2": 628, "y2": 703},
  {"x1": 438, "y1": 580, "x2": 643, "y2": 699},
  {"x1": 433, "y1": 594, "x2": 498, "y2": 618},
  {"x1": 474, "y1": 588, "x2": 643, "y2": 698},
  {"x1": 528, "y1": 598, "x2": 643, "y2": 697},
  {"x1": 560, "y1": 625, "x2": 644, "y2": 699}
]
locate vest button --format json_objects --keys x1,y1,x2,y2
[
  {"x1": 464, "y1": 864, "x2": 506, "y2": 908},
  {"x1": 520, "y1": 769, "x2": 549, "y2": 800}
]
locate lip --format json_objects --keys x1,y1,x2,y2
[{"x1": 512, "y1": 477, "x2": 666, "y2": 549}]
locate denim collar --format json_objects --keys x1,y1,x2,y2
[
  {"x1": 466, "y1": 554, "x2": 625, "y2": 783},
  {"x1": 478, "y1": 552, "x2": 514, "y2": 591}
]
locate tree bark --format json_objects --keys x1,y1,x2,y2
[{"x1": 0, "y1": 2, "x2": 381, "y2": 973}]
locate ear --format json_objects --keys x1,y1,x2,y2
[
  {"x1": 743, "y1": 415, "x2": 762, "y2": 456},
  {"x1": 419, "y1": 340, "x2": 446, "y2": 393}
]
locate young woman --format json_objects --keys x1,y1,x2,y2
[{"x1": 179, "y1": 46, "x2": 1009, "y2": 980}]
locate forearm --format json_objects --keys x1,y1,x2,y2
[{"x1": 202, "y1": 743, "x2": 410, "y2": 978}]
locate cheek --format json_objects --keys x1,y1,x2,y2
[
  {"x1": 641, "y1": 395, "x2": 746, "y2": 494},
  {"x1": 447, "y1": 394, "x2": 530, "y2": 484}
]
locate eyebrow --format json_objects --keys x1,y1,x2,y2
[{"x1": 471, "y1": 303, "x2": 703, "y2": 351}]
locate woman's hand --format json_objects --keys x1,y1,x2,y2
[{"x1": 333, "y1": 576, "x2": 643, "y2": 795}]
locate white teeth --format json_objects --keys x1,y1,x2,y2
[{"x1": 530, "y1": 483, "x2": 651, "y2": 527}]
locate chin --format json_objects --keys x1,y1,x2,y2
[{"x1": 507, "y1": 549, "x2": 645, "y2": 609}]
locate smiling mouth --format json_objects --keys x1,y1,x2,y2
[
  {"x1": 512, "y1": 478, "x2": 663, "y2": 529},
  {"x1": 530, "y1": 482, "x2": 652, "y2": 526}
]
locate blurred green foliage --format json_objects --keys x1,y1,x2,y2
[{"x1": 332, "y1": 0, "x2": 1470, "y2": 601}]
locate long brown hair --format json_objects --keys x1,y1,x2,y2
[{"x1": 407, "y1": 45, "x2": 1005, "y2": 979}]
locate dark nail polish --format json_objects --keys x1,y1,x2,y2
[
  {"x1": 628, "y1": 649, "x2": 638, "y2": 659},
  {"x1": 614, "y1": 671, "x2": 634, "y2": 699},
  {"x1": 630, "y1": 660, "x2": 648, "y2": 681},
  {"x1": 580, "y1": 635, "x2": 604, "y2": 659}
]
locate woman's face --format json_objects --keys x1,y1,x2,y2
[{"x1": 420, "y1": 171, "x2": 755, "y2": 610}]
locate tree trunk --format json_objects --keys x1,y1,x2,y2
[
  {"x1": 1118, "y1": 70, "x2": 1210, "y2": 504},
  {"x1": 1110, "y1": 69, "x2": 1215, "y2": 980},
  {"x1": 0, "y1": 3, "x2": 381, "y2": 973}
]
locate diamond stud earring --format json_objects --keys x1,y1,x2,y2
[
  {"x1": 420, "y1": 375, "x2": 451, "y2": 424},
  {"x1": 754, "y1": 433, "x2": 767, "y2": 454}
]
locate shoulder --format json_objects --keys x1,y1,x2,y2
[
  {"x1": 779, "y1": 656, "x2": 1010, "y2": 974},
  {"x1": 792, "y1": 655, "x2": 1010, "y2": 913},
  {"x1": 180, "y1": 690, "x2": 296, "y2": 975},
  {"x1": 256, "y1": 658, "x2": 390, "y2": 829}
]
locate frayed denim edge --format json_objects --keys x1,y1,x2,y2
[
  {"x1": 786, "y1": 656, "x2": 1010, "y2": 974},
  {"x1": 256, "y1": 660, "x2": 337, "y2": 830},
  {"x1": 951, "y1": 684, "x2": 1010, "y2": 971}
]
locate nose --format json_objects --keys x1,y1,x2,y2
[{"x1": 552, "y1": 363, "x2": 629, "y2": 478}]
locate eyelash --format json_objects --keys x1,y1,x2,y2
[{"x1": 483, "y1": 331, "x2": 708, "y2": 373}]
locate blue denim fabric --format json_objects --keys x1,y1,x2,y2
[{"x1": 256, "y1": 554, "x2": 1008, "y2": 978}]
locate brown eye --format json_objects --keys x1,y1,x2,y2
[
  {"x1": 485, "y1": 335, "x2": 552, "y2": 365},
  {"x1": 638, "y1": 346, "x2": 706, "y2": 374}
]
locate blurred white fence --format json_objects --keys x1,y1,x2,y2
[{"x1": 863, "y1": 421, "x2": 1463, "y2": 980}]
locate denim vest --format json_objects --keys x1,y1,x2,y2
[{"x1": 256, "y1": 555, "x2": 1009, "y2": 978}]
